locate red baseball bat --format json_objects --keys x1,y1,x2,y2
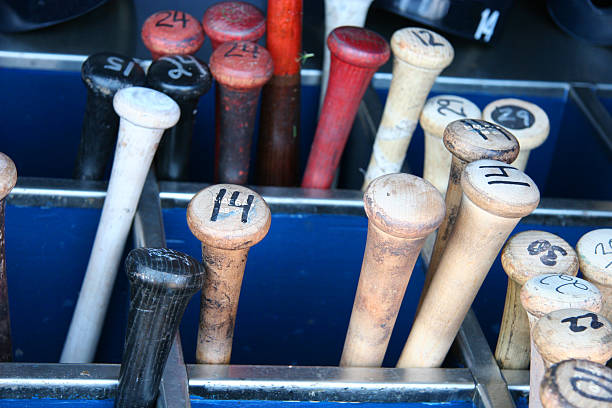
[{"x1": 141, "y1": 10, "x2": 205, "y2": 60}]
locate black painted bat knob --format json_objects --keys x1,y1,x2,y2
[
  {"x1": 115, "y1": 247, "x2": 204, "y2": 408},
  {"x1": 147, "y1": 55, "x2": 212, "y2": 102},
  {"x1": 75, "y1": 53, "x2": 146, "y2": 181}
]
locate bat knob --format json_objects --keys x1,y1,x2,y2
[
  {"x1": 533, "y1": 308, "x2": 612, "y2": 365},
  {"x1": 210, "y1": 41, "x2": 273, "y2": 90},
  {"x1": 420, "y1": 95, "x2": 481, "y2": 139},
  {"x1": 520, "y1": 274, "x2": 602, "y2": 320},
  {"x1": 461, "y1": 159, "x2": 540, "y2": 218},
  {"x1": 147, "y1": 55, "x2": 212, "y2": 102},
  {"x1": 483, "y1": 98, "x2": 550, "y2": 151},
  {"x1": 443, "y1": 119, "x2": 520, "y2": 164},
  {"x1": 117, "y1": 247, "x2": 204, "y2": 408},
  {"x1": 576, "y1": 229, "x2": 612, "y2": 287},
  {"x1": 364, "y1": 173, "x2": 445, "y2": 239},
  {"x1": 81, "y1": 53, "x2": 146, "y2": 98},
  {"x1": 187, "y1": 184, "x2": 271, "y2": 250},
  {"x1": 0, "y1": 153, "x2": 17, "y2": 201},
  {"x1": 202, "y1": 1, "x2": 266, "y2": 50},
  {"x1": 141, "y1": 10, "x2": 205, "y2": 60},
  {"x1": 501, "y1": 231, "x2": 578, "y2": 286},
  {"x1": 390, "y1": 27, "x2": 454, "y2": 70},
  {"x1": 327, "y1": 26, "x2": 390, "y2": 69},
  {"x1": 113, "y1": 87, "x2": 180, "y2": 130}
]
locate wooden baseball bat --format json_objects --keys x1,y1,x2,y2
[
  {"x1": 146, "y1": 55, "x2": 212, "y2": 181},
  {"x1": 361, "y1": 27, "x2": 454, "y2": 190},
  {"x1": 61, "y1": 87, "x2": 180, "y2": 363},
  {"x1": 209, "y1": 41, "x2": 273, "y2": 184},
  {"x1": 396, "y1": 159, "x2": 540, "y2": 368},
  {"x1": 201, "y1": 1, "x2": 266, "y2": 50},
  {"x1": 302, "y1": 26, "x2": 389, "y2": 189},
  {"x1": 340, "y1": 173, "x2": 445, "y2": 367},
  {"x1": 533, "y1": 309, "x2": 612, "y2": 408},
  {"x1": 576, "y1": 229, "x2": 612, "y2": 323},
  {"x1": 256, "y1": 0, "x2": 302, "y2": 186},
  {"x1": 319, "y1": 0, "x2": 374, "y2": 113},
  {"x1": 495, "y1": 231, "x2": 579, "y2": 370},
  {"x1": 421, "y1": 119, "x2": 519, "y2": 305},
  {"x1": 115, "y1": 248, "x2": 204, "y2": 408},
  {"x1": 141, "y1": 10, "x2": 204, "y2": 60},
  {"x1": 74, "y1": 53, "x2": 146, "y2": 181},
  {"x1": 0, "y1": 153, "x2": 16, "y2": 362},
  {"x1": 540, "y1": 359, "x2": 612, "y2": 408},
  {"x1": 419, "y1": 95, "x2": 481, "y2": 195},
  {"x1": 482, "y1": 98, "x2": 550, "y2": 171},
  {"x1": 187, "y1": 184, "x2": 271, "y2": 364},
  {"x1": 520, "y1": 274, "x2": 603, "y2": 408}
]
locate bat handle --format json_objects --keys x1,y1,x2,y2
[
  {"x1": 115, "y1": 248, "x2": 204, "y2": 408},
  {"x1": 74, "y1": 92, "x2": 117, "y2": 180}
]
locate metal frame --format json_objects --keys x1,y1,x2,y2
[{"x1": 2, "y1": 176, "x2": 612, "y2": 407}]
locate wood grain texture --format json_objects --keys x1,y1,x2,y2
[
  {"x1": 115, "y1": 248, "x2": 204, "y2": 408},
  {"x1": 187, "y1": 184, "x2": 270, "y2": 364},
  {"x1": 302, "y1": 26, "x2": 389, "y2": 189},
  {"x1": 362, "y1": 27, "x2": 454, "y2": 190},
  {"x1": 61, "y1": 87, "x2": 180, "y2": 363},
  {"x1": 495, "y1": 231, "x2": 579, "y2": 369},
  {"x1": 576, "y1": 229, "x2": 612, "y2": 323},
  {"x1": 202, "y1": 2, "x2": 266, "y2": 50},
  {"x1": 340, "y1": 174, "x2": 444, "y2": 367},
  {"x1": 397, "y1": 159, "x2": 538, "y2": 368}
]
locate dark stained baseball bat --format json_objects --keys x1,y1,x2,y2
[
  {"x1": 74, "y1": 53, "x2": 145, "y2": 180},
  {"x1": 256, "y1": 0, "x2": 302, "y2": 186},
  {"x1": 114, "y1": 247, "x2": 204, "y2": 408},
  {"x1": 209, "y1": 41, "x2": 273, "y2": 184},
  {"x1": 147, "y1": 55, "x2": 212, "y2": 181},
  {"x1": 0, "y1": 153, "x2": 16, "y2": 362},
  {"x1": 302, "y1": 26, "x2": 389, "y2": 189}
]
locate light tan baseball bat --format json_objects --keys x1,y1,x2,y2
[
  {"x1": 0, "y1": 153, "x2": 16, "y2": 363},
  {"x1": 187, "y1": 184, "x2": 271, "y2": 364},
  {"x1": 362, "y1": 27, "x2": 454, "y2": 190},
  {"x1": 340, "y1": 173, "x2": 445, "y2": 367},
  {"x1": 520, "y1": 275, "x2": 603, "y2": 408},
  {"x1": 420, "y1": 95, "x2": 481, "y2": 196},
  {"x1": 495, "y1": 231, "x2": 579, "y2": 370},
  {"x1": 533, "y1": 309, "x2": 612, "y2": 408},
  {"x1": 540, "y1": 359, "x2": 612, "y2": 408},
  {"x1": 421, "y1": 119, "x2": 519, "y2": 306},
  {"x1": 396, "y1": 159, "x2": 539, "y2": 368},
  {"x1": 482, "y1": 98, "x2": 550, "y2": 171},
  {"x1": 61, "y1": 87, "x2": 180, "y2": 363},
  {"x1": 576, "y1": 229, "x2": 612, "y2": 323}
]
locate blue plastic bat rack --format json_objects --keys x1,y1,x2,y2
[{"x1": 0, "y1": 56, "x2": 611, "y2": 408}]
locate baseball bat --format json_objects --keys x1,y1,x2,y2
[
  {"x1": 74, "y1": 53, "x2": 146, "y2": 181},
  {"x1": 0, "y1": 153, "x2": 16, "y2": 362},
  {"x1": 115, "y1": 248, "x2": 203, "y2": 408},
  {"x1": 146, "y1": 55, "x2": 212, "y2": 181},
  {"x1": 533, "y1": 309, "x2": 612, "y2": 408},
  {"x1": 361, "y1": 27, "x2": 454, "y2": 190},
  {"x1": 187, "y1": 183, "x2": 271, "y2": 364},
  {"x1": 576, "y1": 229, "x2": 612, "y2": 323},
  {"x1": 61, "y1": 87, "x2": 180, "y2": 363},
  {"x1": 319, "y1": 0, "x2": 374, "y2": 113},
  {"x1": 302, "y1": 26, "x2": 389, "y2": 189},
  {"x1": 209, "y1": 41, "x2": 273, "y2": 184},
  {"x1": 419, "y1": 95, "x2": 481, "y2": 195},
  {"x1": 421, "y1": 119, "x2": 519, "y2": 305},
  {"x1": 520, "y1": 274, "x2": 603, "y2": 408},
  {"x1": 482, "y1": 98, "x2": 550, "y2": 171},
  {"x1": 256, "y1": 0, "x2": 302, "y2": 186},
  {"x1": 540, "y1": 359, "x2": 612, "y2": 408},
  {"x1": 201, "y1": 1, "x2": 266, "y2": 50},
  {"x1": 141, "y1": 10, "x2": 204, "y2": 60},
  {"x1": 340, "y1": 173, "x2": 444, "y2": 367},
  {"x1": 495, "y1": 231, "x2": 579, "y2": 370},
  {"x1": 396, "y1": 159, "x2": 540, "y2": 368}
]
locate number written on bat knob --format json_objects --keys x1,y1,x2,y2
[
  {"x1": 461, "y1": 119, "x2": 512, "y2": 141},
  {"x1": 538, "y1": 274, "x2": 590, "y2": 295},
  {"x1": 568, "y1": 365, "x2": 612, "y2": 401},
  {"x1": 211, "y1": 188, "x2": 254, "y2": 223},
  {"x1": 412, "y1": 29, "x2": 444, "y2": 47},
  {"x1": 594, "y1": 238, "x2": 612, "y2": 269},
  {"x1": 159, "y1": 55, "x2": 207, "y2": 80},
  {"x1": 562, "y1": 312, "x2": 605, "y2": 333},
  {"x1": 103, "y1": 56, "x2": 136, "y2": 77},
  {"x1": 480, "y1": 164, "x2": 531, "y2": 186},
  {"x1": 224, "y1": 42, "x2": 260, "y2": 58},
  {"x1": 436, "y1": 98, "x2": 467, "y2": 117},
  {"x1": 528, "y1": 239, "x2": 568, "y2": 266},
  {"x1": 155, "y1": 10, "x2": 189, "y2": 28},
  {"x1": 491, "y1": 105, "x2": 535, "y2": 130}
]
